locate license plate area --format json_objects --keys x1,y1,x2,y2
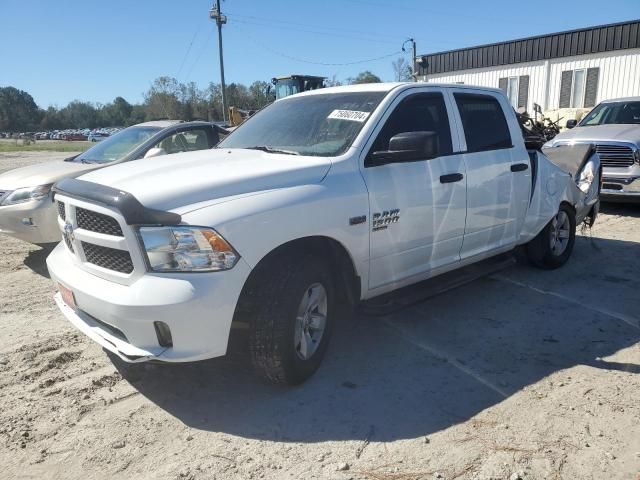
[{"x1": 58, "y1": 283, "x2": 77, "y2": 310}]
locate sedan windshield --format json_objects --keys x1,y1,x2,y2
[
  {"x1": 580, "y1": 101, "x2": 640, "y2": 126},
  {"x1": 73, "y1": 126, "x2": 161, "y2": 164},
  {"x1": 218, "y1": 91, "x2": 386, "y2": 157}
]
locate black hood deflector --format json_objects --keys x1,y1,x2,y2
[{"x1": 53, "y1": 178, "x2": 182, "y2": 226}]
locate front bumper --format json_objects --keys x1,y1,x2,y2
[
  {"x1": 0, "y1": 197, "x2": 61, "y2": 244},
  {"x1": 46, "y1": 242, "x2": 252, "y2": 363},
  {"x1": 601, "y1": 175, "x2": 640, "y2": 200}
]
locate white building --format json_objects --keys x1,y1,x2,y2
[{"x1": 417, "y1": 20, "x2": 640, "y2": 114}]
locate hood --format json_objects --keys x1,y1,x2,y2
[
  {"x1": 78, "y1": 148, "x2": 332, "y2": 212},
  {"x1": 552, "y1": 124, "x2": 640, "y2": 146},
  {"x1": 0, "y1": 158, "x2": 100, "y2": 190}
]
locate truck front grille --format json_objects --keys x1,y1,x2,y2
[
  {"x1": 82, "y1": 242, "x2": 134, "y2": 274},
  {"x1": 76, "y1": 207, "x2": 123, "y2": 236},
  {"x1": 595, "y1": 144, "x2": 635, "y2": 168},
  {"x1": 57, "y1": 201, "x2": 66, "y2": 220},
  {"x1": 57, "y1": 200, "x2": 137, "y2": 278},
  {"x1": 63, "y1": 231, "x2": 74, "y2": 252}
]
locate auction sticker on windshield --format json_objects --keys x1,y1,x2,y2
[{"x1": 327, "y1": 110, "x2": 370, "y2": 122}]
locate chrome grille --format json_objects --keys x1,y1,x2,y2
[
  {"x1": 57, "y1": 201, "x2": 66, "y2": 220},
  {"x1": 63, "y1": 232, "x2": 74, "y2": 253},
  {"x1": 595, "y1": 144, "x2": 635, "y2": 168},
  {"x1": 76, "y1": 207, "x2": 123, "y2": 236},
  {"x1": 81, "y1": 242, "x2": 133, "y2": 274}
]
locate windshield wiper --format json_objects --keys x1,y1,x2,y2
[{"x1": 245, "y1": 145, "x2": 299, "y2": 155}]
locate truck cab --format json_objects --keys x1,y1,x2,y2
[
  {"x1": 46, "y1": 83, "x2": 600, "y2": 385},
  {"x1": 271, "y1": 75, "x2": 326, "y2": 100}
]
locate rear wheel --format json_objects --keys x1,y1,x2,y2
[
  {"x1": 247, "y1": 255, "x2": 335, "y2": 385},
  {"x1": 526, "y1": 204, "x2": 576, "y2": 269}
]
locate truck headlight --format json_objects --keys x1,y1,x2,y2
[
  {"x1": 577, "y1": 158, "x2": 598, "y2": 194},
  {"x1": 139, "y1": 226, "x2": 239, "y2": 272},
  {"x1": 1, "y1": 184, "x2": 52, "y2": 206},
  {"x1": 634, "y1": 149, "x2": 640, "y2": 165}
]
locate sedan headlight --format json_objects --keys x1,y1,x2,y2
[
  {"x1": 139, "y1": 226, "x2": 239, "y2": 272},
  {"x1": 1, "y1": 184, "x2": 52, "y2": 206}
]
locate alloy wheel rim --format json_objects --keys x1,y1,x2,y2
[
  {"x1": 550, "y1": 211, "x2": 570, "y2": 256},
  {"x1": 293, "y1": 283, "x2": 328, "y2": 361}
]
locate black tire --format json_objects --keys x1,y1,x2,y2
[
  {"x1": 247, "y1": 254, "x2": 335, "y2": 385},
  {"x1": 526, "y1": 204, "x2": 576, "y2": 269}
]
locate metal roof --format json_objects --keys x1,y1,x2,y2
[{"x1": 418, "y1": 19, "x2": 640, "y2": 76}]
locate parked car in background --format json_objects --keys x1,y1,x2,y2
[
  {"x1": 46, "y1": 83, "x2": 600, "y2": 385},
  {"x1": 63, "y1": 132, "x2": 88, "y2": 141},
  {"x1": 88, "y1": 132, "x2": 109, "y2": 142},
  {"x1": 0, "y1": 120, "x2": 224, "y2": 244},
  {"x1": 545, "y1": 97, "x2": 640, "y2": 202}
]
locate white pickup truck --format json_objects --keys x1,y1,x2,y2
[{"x1": 46, "y1": 83, "x2": 601, "y2": 384}]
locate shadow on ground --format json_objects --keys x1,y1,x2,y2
[
  {"x1": 600, "y1": 201, "x2": 640, "y2": 218},
  {"x1": 24, "y1": 243, "x2": 56, "y2": 278},
  {"x1": 111, "y1": 233, "x2": 639, "y2": 443}
]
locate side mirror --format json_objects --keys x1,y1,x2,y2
[
  {"x1": 144, "y1": 147, "x2": 167, "y2": 159},
  {"x1": 566, "y1": 119, "x2": 578, "y2": 129},
  {"x1": 369, "y1": 131, "x2": 439, "y2": 166}
]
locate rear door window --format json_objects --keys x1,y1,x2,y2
[{"x1": 454, "y1": 93, "x2": 512, "y2": 152}]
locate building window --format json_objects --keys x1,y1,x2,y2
[
  {"x1": 499, "y1": 75, "x2": 530, "y2": 110},
  {"x1": 507, "y1": 77, "x2": 519, "y2": 108},
  {"x1": 559, "y1": 68, "x2": 599, "y2": 109},
  {"x1": 571, "y1": 69, "x2": 586, "y2": 108}
]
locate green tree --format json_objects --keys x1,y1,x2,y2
[
  {"x1": 348, "y1": 71, "x2": 382, "y2": 85},
  {"x1": 60, "y1": 101, "x2": 99, "y2": 129},
  {"x1": 248, "y1": 81, "x2": 272, "y2": 110},
  {"x1": 0, "y1": 86, "x2": 42, "y2": 131},
  {"x1": 143, "y1": 76, "x2": 182, "y2": 120},
  {"x1": 179, "y1": 82, "x2": 209, "y2": 121},
  {"x1": 100, "y1": 96, "x2": 133, "y2": 126},
  {"x1": 40, "y1": 106, "x2": 65, "y2": 130},
  {"x1": 127, "y1": 105, "x2": 147, "y2": 126}
]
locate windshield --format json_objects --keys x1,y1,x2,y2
[
  {"x1": 74, "y1": 126, "x2": 161, "y2": 164},
  {"x1": 579, "y1": 101, "x2": 640, "y2": 126},
  {"x1": 218, "y1": 91, "x2": 386, "y2": 157}
]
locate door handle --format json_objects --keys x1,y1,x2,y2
[
  {"x1": 511, "y1": 163, "x2": 529, "y2": 172},
  {"x1": 440, "y1": 173, "x2": 464, "y2": 184}
]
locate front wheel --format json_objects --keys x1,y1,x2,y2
[
  {"x1": 248, "y1": 255, "x2": 335, "y2": 385},
  {"x1": 526, "y1": 204, "x2": 576, "y2": 269}
]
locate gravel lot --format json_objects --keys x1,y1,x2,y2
[{"x1": 1, "y1": 152, "x2": 639, "y2": 480}]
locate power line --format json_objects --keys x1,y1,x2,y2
[
  {"x1": 176, "y1": 27, "x2": 202, "y2": 80},
  {"x1": 229, "y1": 17, "x2": 399, "y2": 46},
  {"x1": 225, "y1": 12, "x2": 403, "y2": 41},
  {"x1": 238, "y1": 28, "x2": 402, "y2": 66},
  {"x1": 183, "y1": 26, "x2": 216, "y2": 82},
  {"x1": 343, "y1": 0, "x2": 512, "y2": 23}
]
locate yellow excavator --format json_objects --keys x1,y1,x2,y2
[{"x1": 228, "y1": 74, "x2": 326, "y2": 127}]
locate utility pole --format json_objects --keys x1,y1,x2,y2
[
  {"x1": 402, "y1": 38, "x2": 417, "y2": 81},
  {"x1": 210, "y1": 0, "x2": 228, "y2": 122},
  {"x1": 411, "y1": 38, "x2": 416, "y2": 81}
]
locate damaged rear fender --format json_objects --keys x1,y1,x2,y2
[{"x1": 518, "y1": 144, "x2": 600, "y2": 245}]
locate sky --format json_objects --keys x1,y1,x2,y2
[{"x1": 1, "y1": 0, "x2": 639, "y2": 108}]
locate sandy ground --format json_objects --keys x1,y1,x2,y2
[{"x1": 1, "y1": 152, "x2": 639, "y2": 480}]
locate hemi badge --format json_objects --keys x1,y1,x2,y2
[{"x1": 349, "y1": 215, "x2": 367, "y2": 225}]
